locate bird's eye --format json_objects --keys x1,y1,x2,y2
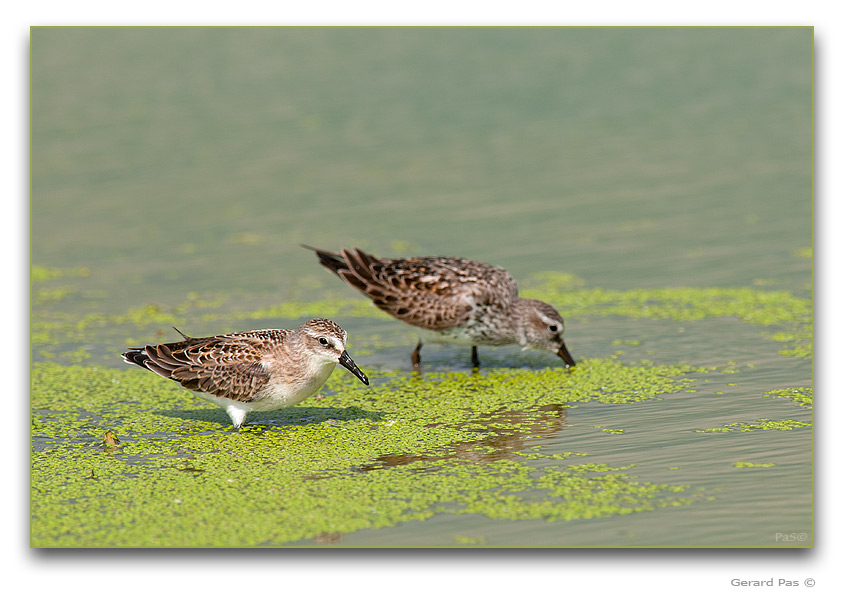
[
  {"x1": 318, "y1": 337, "x2": 329, "y2": 346},
  {"x1": 548, "y1": 325, "x2": 558, "y2": 333}
]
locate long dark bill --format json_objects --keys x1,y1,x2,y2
[
  {"x1": 338, "y1": 350, "x2": 370, "y2": 385},
  {"x1": 557, "y1": 342, "x2": 576, "y2": 369}
]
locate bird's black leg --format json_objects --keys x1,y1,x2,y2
[
  {"x1": 411, "y1": 340, "x2": 423, "y2": 371},
  {"x1": 471, "y1": 346, "x2": 480, "y2": 369}
]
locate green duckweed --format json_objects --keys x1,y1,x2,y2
[
  {"x1": 31, "y1": 268, "x2": 812, "y2": 361},
  {"x1": 763, "y1": 387, "x2": 813, "y2": 408},
  {"x1": 694, "y1": 419, "x2": 812, "y2": 433},
  {"x1": 31, "y1": 359, "x2": 708, "y2": 547},
  {"x1": 30, "y1": 267, "x2": 812, "y2": 546},
  {"x1": 31, "y1": 265, "x2": 90, "y2": 284}
]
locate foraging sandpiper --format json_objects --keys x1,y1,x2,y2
[
  {"x1": 302, "y1": 246, "x2": 575, "y2": 370},
  {"x1": 122, "y1": 318, "x2": 369, "y2": 429}
]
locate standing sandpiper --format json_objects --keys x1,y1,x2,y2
[
  {"x1": 122, "y1": 318, "x2": 369, "y2": 429},
  {"x1": 302, "y1": 246, "x2": 576, "y2": 370}
]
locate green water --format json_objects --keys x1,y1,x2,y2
[{"x1": 30, "y1": 27, "x2": 812, "y2": 547}]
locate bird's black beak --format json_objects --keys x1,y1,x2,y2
[
  {"x1": 339, "y1": 350, "x2": 369, "y2": 385},
  {"x1": 557, "y1": 342, "x2": 576, "y2": 369}
]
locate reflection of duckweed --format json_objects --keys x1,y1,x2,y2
[{"x1": 31, "y1": 360, "x2": 706, "y2": 547}]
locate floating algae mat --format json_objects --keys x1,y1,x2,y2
[
  {"x1": 32, "y1": 359, "x2": 710, "y2": 547},
  {"x1": 30, "y1": 271, "x2": 813, "y2": 547},
  {"x1": 32, "y1": 270, "x2": 812, "y2": 364},
  {"x1": 29, "y1": 26, "x2": 813, "y2": 548}
]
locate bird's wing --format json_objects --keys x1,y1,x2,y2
[
  {"x1": 130, "y1": 332, "x2": 280, "y2": 402},
  {"x1": 331, "y1": 248, "x2": 518, "y2": 331}
]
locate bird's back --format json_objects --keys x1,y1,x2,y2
[
  {"x1": 305, "y1": 246, "x2": 518, "y2": 330},
  {"x1": 121, "y1": 329, "x2": 291, "y2": 401}
]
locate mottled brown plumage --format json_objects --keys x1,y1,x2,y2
[
  {"x1": 303, "y1": 246, "x2": 576, "y2": 370},
  {"x1": 122, "y1": 319, "x2": 369, "y2": 428},
  {"x1": 123, "y1": 329, "x2": 280, "y2": 402}
]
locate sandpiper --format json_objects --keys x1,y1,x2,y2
[
  {"x1": 302, "y1": 246, "x2": 576, "y2": 370},
  {"x1": 121, "y1": 318, "x2": 369, "y2": 429}
]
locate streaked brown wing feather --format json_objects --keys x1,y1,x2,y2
[
  {"x1": 335, "y1": 248, "x2": 518, "y2": 331},
  {"x1": 126, "y1": 332, "x2": 281, "y2": 402}
]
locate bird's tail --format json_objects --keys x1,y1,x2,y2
[{"x1": 299, "y1": 244, "x2": 349, "y2": 277}]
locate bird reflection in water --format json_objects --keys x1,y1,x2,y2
[{"x1": 357, "y1": 403, "x2": 569, "y2": 471}]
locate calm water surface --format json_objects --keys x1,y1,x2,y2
[{"x1": 31, "y1": 27, "x2": 812, "y2": 547}]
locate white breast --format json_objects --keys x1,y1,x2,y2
[{"x1": 262, "y1": 359, "x2": 338, "y2": 409}]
